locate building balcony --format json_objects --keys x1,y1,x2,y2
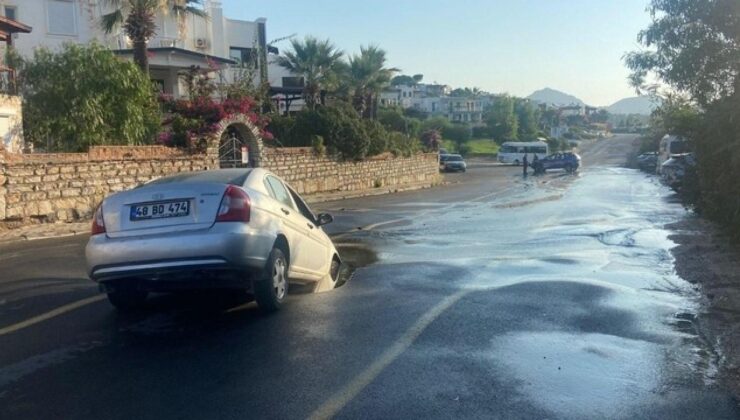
[{"x1": 0, "y1": 67, "x2": 18, "y2": 95}]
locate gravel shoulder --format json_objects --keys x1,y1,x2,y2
[{"x1": 669, "y1": 216, "x2": 740, "y2": 398}]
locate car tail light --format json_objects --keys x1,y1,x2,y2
[
  {"x1": 216, "y1": 185, "x2": 251, "y2": 223},
  {"x1": 91, "y1": 204, "x2": 106, "y2": 235}
]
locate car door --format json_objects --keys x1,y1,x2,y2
[
  {"x1": 263, "y1": 175, "x2": 316, "y2": 279},
  {"x1": 287, "y1": 186, "x2": 331, "y2": 274}
]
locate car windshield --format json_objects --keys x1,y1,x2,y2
[{"x1": 6, "y1": 2, "x2": 740, "y2": 420}]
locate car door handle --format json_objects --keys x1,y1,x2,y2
[
  {"x1": 307, "y1": 223, "x2": 314, "y2": 229},
  {"x1": 281, "y1": 208, "x2": 290, "y2": 215}
]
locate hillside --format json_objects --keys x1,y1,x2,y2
[
  {"x1": 527, "y1": 88, "x2": 584, "y2": 106},
  {"x1": 606, "y1": 96, "x2": 658, "y2": 115}
]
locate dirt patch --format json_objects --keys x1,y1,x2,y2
[{"x1": 669, "y1": 216, "x2": 740, "y2": 398}]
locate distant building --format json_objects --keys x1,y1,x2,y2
[
  {"x1": 3, "y1": 0, "x2": 284, "y2": 99},
  {"x1": 0, "y1": 15, "x2": 31, "y2": 153},
  {"x1": 411, "y1": 97, "x2": 483, "y2": 124},
  {"x1": 558, "y1": 105, "x2": 585, "y2": 117},
  {"x1": 418, "y1": 84, "x2": 451, "y2": 98}
]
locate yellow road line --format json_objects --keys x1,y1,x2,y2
[
  {"x1": 308, "y1": 289, "x2": 469, "y2": 420},
  {"x1": 0, "y1": 295, "x2": 105, "y2": 336}
]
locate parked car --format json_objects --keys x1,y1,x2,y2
[
  {"x1": 636, "y1": 152, "x2": 658, "y2": 172},
  {"x1": 440, "y1": 154, "x2": 467, "y2": 172},
  {"x1": 85, "y1": 168, "x2": 342, "y2": 312},
  {"x1": 657, "y1": 134, "x2": 688, "y2": 174},
  {"x1": 532, "y1": 152, "x2": 581, "y2": 174},
  {"x1": 660, "y1": 153, "x2": 696, "y2": 191}
]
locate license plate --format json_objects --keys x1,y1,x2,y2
[{"x1": 130, "y1": 200, "x2": 190, "y2": 221}]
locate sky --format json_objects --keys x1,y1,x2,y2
[{"x1": 221, "y1": 0, "x2": 654, "y2": 107}]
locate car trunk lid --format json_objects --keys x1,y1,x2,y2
[{"x1": 102, "y1": 182, "x2": 228, "y2": 238}]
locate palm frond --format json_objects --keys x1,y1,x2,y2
[{"x1": 101, "y1": 9, "x2": 125, "y2": 33}]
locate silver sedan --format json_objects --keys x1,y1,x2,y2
[{"x1": 85, "y1": 168, "x2": 341, "y2": 312}]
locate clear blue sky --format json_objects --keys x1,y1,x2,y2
[{"x1": 222, "y1": 0, "x2": 652, "y2": 106}]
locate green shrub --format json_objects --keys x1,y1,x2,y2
[
  {"x1": 443, "y1": 124, "x2": 472, "y2": 144},
  {"x1": 364, "y1": 120, "x2": 390, "y2": 157},
  {"x1": 457, "y1": 143, "x2": 472, "y2": 156},
  {"x1": 267, "y1": 114, "x2": 297, "y2": 146},
  {"x1": 13, "y1": 43, "x2": 161, "y2": 151},
  {"x1": 318, "y1": 106, "x2": 370, "y2": 160},
  {"x1": 421, "y1": 129, "x2": 442, "y2": 151},
  {"x1": 311, "y1": 135, "x2": 326, "y2": 155},
  {"x1": 421, "y1": 116, "x2": 452, "y2": 133},
  {"x1": 388, "y1": 132, "x2": 421, "y2": 157},
  {"x1": 377, "y1": 108, "x2": 407, "y2": 133},
  {"x1": 472, "y1": 126, "x2": 492, "y2": 138}
]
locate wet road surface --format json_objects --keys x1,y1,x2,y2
[{"x1": 1, "y1": 135, "x2": 738, "y2": 419}]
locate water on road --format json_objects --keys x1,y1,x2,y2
[{"x1": 333, "y1": 167, "x2": 738, "y2": 419}]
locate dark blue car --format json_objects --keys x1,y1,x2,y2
[{"x1": 532, "y1": 152, "x2": 581, "y2": 174}]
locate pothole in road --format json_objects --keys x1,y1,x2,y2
[{"x1": 333, "y1": 241, "x2": 379, "y2": 288}]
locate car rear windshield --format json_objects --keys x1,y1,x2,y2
[{"x1": 146, "y1": 169, "x2": 252, "y2": 186}]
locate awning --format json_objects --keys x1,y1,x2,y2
[
  {"x1": 0, "y1": 16, "x2": 32, "y2": 42},
  {"x1": 112, "y1": 47, "x2": 236, "y2": 69}
]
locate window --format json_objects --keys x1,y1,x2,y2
[
  {"x1": 4, "y1": 6, "x2": 17, "y2": 21},
  {"x1": 47, "y1": 0, "x2": 77, "y2": 36},
  {"x1": 229, "y1": 47, "x2": 255, "y2": 66},
  {"x1": 265, "y1": 176, "x2": 294, "y2": 209},
  {"x1": 288, "y1": 187, "x2": 316, "y2": 224},
  {"x1": 282, "y1": 76, "x2": 305, "y2": 88}
]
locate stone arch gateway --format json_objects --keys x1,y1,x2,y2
[{"x1": 211, "y1": 115, "x2": 264, "y2": 168}]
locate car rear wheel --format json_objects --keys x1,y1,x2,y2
[
  {"x1": 107, "y1": 289, "x2": 148, "y2": 311},
  {"x1": 255, "y1": 247, "x2": 288, "y2": 313}
]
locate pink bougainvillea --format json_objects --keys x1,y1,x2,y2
[{"x1": 159, "y1": 95, "x2": 272, "y2": 150}]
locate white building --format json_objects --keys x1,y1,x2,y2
[
  {"x1": 410, "y1": 97, "x2": 483, "y2": 124},
  {"x1": 1, "y1": 0, "x2": 286, "y2": 99},
  {"x1": 379, "y1": 84, "x2": 417, "y2": 108}
]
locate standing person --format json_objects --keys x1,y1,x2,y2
[
  {"x1": 522, "y1": 152, "x2": 529, "y2": 176},
  {"x1": 532, "y1": 153, "x2": 539, "y2": 174}
]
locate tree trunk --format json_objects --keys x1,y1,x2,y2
[
  {"x1": 303, "y1": 84, "x2": 317, "y2": 110},
  {"x1": 132, "y1": 39, "x2": 150, "y2": 75},
  {"x1": 363, "y1": 93, "x2": 373, "y2": 119},
  {"x1": 352, "y1": 91, "x2": 366, "y2": 116}
]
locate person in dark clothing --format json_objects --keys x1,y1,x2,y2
[
  {"x1": 532, "y1": 154, "x2": 539, "y2": 174},
  {"x1": 522, "y1": 152, "x2": 529, "y2": 176}
]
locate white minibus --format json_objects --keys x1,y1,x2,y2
[{"x1": 498, "y1": 141, "x2": 549, "y2": 165}]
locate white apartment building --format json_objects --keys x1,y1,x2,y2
[
  {"x1": 1, "y1": 0, "x2": 292, "y2": 98},
  {"x1": 410, "y1": 97, "x2": 483, "y2": 124},
  {"x1": 379, "y1": 84, "x2": 416, "y2": 108}
]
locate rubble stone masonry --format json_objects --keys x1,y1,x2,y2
[
  {"x1": 0, "y1": 145, "x2": 440, "y2": 227},
  {"x1": 261, "y1": 148, "x2": 440, "y2": 196},
  {"x1": 0, "y1": 146, "x2": 217, "y2": 225}
]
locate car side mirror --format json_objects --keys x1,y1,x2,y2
[{"x1": 316, "y1": 213, "x2": 333, "y2": 226}]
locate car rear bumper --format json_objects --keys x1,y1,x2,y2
[
  {"x1": 443, "y1": 165, "x2": 466, "y2": 171},
  {"x1": 86, "y1": 224, "x2": 275, "y2": 283}
]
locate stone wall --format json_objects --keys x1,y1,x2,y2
[
  {"x1": 261, "y1": 148, "x2": 440, "y2": 197},
  {"x1": 0, "y1": 145, "x2": 439, "y2": 227},
  {"x1": 0, "y1": 146, "x2": 217, "y2": 225}
]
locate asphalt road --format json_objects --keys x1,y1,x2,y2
[{"x1": 1, "y1": 135, "x2": 738, "y2": 419}]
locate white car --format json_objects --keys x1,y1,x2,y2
[{"x1": 85, "y1": 168, "x2": 341, "y2": 312}]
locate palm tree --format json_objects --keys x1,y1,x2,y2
[
  {"x1": 276, "y1": 36, "x2": 344, "y2": 110},
  {"x1": 346, "y1": 45, "x2": 398, "y2": 119},
  {"x1": 101, "y1": 0, "x2": 206, "y2": 74}
]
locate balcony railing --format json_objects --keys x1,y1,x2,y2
[{"x1": 0, "y1": 68, "x2": 18, "y2": 95}]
